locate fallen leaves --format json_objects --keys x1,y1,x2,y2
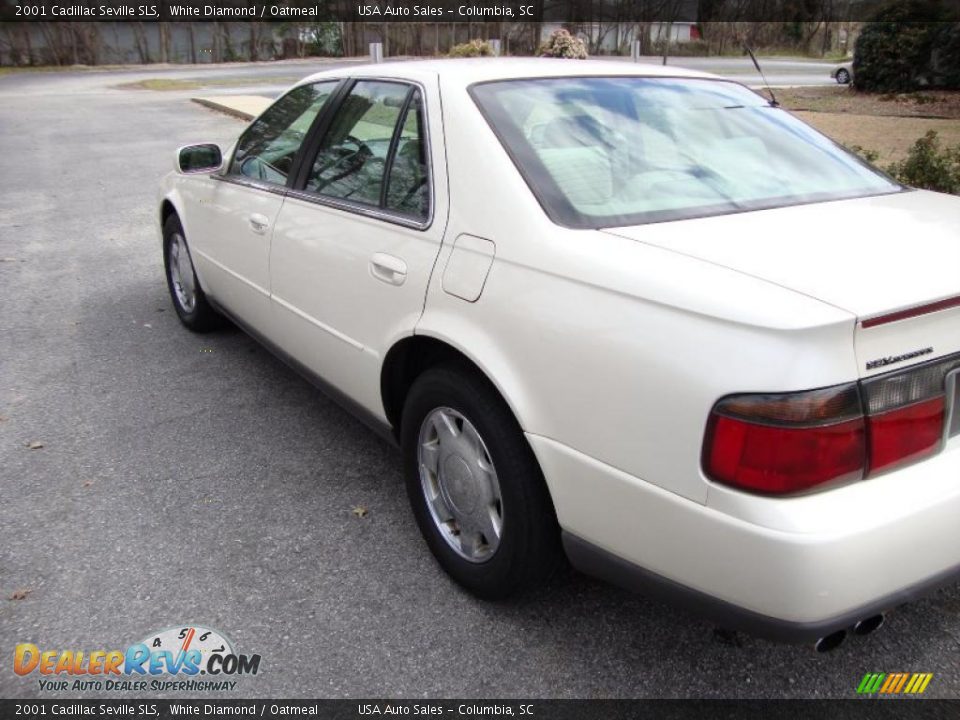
[
  {"x1": 25, "y1": 441, "x2": 43, "y2": 450},
  {"x1": 82, "y1": 480, "x2": 94, "y2": 488},
  {"x1": 351, "y1": 505, "x2": 369, "y2": 519},
  {"x1": 9, "y1": 588, "x2": 32, "y2": 601}
]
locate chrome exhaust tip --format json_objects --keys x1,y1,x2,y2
[
  {"x1": 852, "y1": 614, "x2": 885, "y2": 636},
  {"x1": 814, "y1": 629, "x2": 847, "y2": 653}
]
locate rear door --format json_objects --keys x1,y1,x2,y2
[{"x1": 269, "y1": 78, "x2": 448, "y2": 418}]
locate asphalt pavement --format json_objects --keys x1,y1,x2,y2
[{"x1": 1, "y1": 59, "x2": 958, "y2": 700}]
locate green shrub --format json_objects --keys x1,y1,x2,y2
[
  {"x1": 538, "y1": 29, "x2": 588, "y2": 59},
  {"x1": 847, "y1": 131, "x2": 960, "y2": 194},
  {"x1": 853, "y1": 1, "x2": 959, "y2": 92},
  {"x1": 888, "y1": 130, "x2": 960, "y2": 194},
  {"x1": 848, "y1": 144, "x2": 881, "y2": 164},
  {"x1": 930, "y1": 22, "x2": 960, "y2": 88},
  {"x1": 448, "y1": 40, "x2": 493, "y2": 58}
]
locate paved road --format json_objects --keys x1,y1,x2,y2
[
  {"x1": 1, "y1": 62, "x2": 957, "y2": 701},
  {"x1": 633, "y1": 56, "x2": 840, "y2": 87}
]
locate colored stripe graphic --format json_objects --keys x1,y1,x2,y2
[
  {"x1": 857, "y1": 672, "x2": 932, "y2": 694},
  {"x1": 857, "y1": 673, "x2": 886, "y2": 694}
]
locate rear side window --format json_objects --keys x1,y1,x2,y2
[
  {"x1": 302, "y1": 81, "x2": 430, "y2": 222},
  {"x1": 228, "y1": 81, "x2": 338, "y2": 186},
  {"x1": 385, "y1": 92, "x2": 428, "y2": 218}
]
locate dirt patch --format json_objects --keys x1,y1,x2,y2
[
  {"x1": 777, "y1": 86, "x2": 960, "y2": 119},
  {"x1": 794, "y1": 111, "x2": 960, "y2": 164}
]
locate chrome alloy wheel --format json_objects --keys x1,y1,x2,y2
[
  {"x1": 418, "y1": 407, "x2": 504, "y2": 563},
  {"x1": 168, "y1": 232, "x2": 197, "y2": 313}
]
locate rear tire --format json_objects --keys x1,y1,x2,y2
[
  {"x1": 163, "y1": 215, "x2": 219, "y2": 332},
  {"x1": 401, "y1": 364, "x2": 561, "y2": 599},
  {"x1": 836, "y1": 68, "x2": 851, "y2": 85}
]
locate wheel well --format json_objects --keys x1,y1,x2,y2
[
  {"x1": 381, "y1": 336, "x2": 499, "y2": 441},
  {"x1": 160, "y1": 200, "x2": 178, "y2": 230}
]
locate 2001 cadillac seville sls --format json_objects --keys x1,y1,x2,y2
[{"x1": 159, "y1": 59, "x2": 960, "y2": 649}]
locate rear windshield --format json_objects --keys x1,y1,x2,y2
[{"x1": 470, "y1": 77, "x2": 901, "y2": 228}]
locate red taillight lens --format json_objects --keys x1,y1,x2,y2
[
  {"x1": 866, "y1": 397, "x2": 944, "y2": 474},
  {"x1": 703, "y1": 385, "x2": 866, "y2": 495},
  {"x1": 703, "y1": 356, "x2": 960, "y2": 496}
]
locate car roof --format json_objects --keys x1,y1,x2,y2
[{"x1": 296, "y1": 57, "x2": 718, "y2": 88}]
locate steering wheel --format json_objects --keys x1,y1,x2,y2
[
  {"x1": 343, "y1": 134, "x2": 372, "y2": 158},
  {"x1": 312, "y1": 135, "x2": 374, "y2": 190}
]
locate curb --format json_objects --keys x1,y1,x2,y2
[{"x1": 191, "y1": 96, "x2": 271, "y2": 121}]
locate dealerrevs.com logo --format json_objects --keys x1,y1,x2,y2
[{"x1": 14, "y1": 625, "x2": 262, "y2": 692}]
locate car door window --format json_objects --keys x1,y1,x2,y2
[
  {"x1": 304, "y1": 81, "x2": 412, "y2": 207},
  {"x1": 229, "y1": 81, "x2": 338, "y2": 186},
  {"x1": 384, "y1": 92, "x2": 428, "y2": 219}
]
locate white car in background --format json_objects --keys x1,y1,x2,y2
[
  {"x1": 159, "y1": 59, "x2": 960, "y2": 651},
  {"x1": 831, "y1": 62, "x2": 853, "y2": 84}
]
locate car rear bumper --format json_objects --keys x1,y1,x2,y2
[
  {"x1": 527, "y1": 433, "x2": 960, "y2": 642},
  {"x1": 561, "y1": 531, "x2": 960, "y2": 643}
]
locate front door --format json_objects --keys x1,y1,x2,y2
[{"x1": 185, "y1": 80, "x2": 340, "y2": 332}]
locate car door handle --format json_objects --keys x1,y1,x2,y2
[
  {"x1": 248, "y1": 213, "x2": 269, "y2": 234},
  {"x1": 370, "y1": 253, "x2": 407, "y2": 286}
]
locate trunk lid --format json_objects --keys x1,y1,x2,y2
[{"x1": 603, "y1": 190, "x2": 960, "y2": 376}]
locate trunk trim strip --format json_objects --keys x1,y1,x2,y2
[{"x1": 862, "y1": 295, "x2": 960, "y2": 329}]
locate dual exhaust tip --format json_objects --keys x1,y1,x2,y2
[{"x1": 814, "y1": 613, "x2": 885, "y2": 653}]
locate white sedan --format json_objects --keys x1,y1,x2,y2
[
  {"x1": 159, "y1": 58, "x2": 960, "y2": 650},
  {"x1": 831, "y1": 62, "x2": 853, "y2": 84}
]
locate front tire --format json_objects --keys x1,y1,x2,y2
[
  {"x1": 401, "y1": 365, "x2": 561, "y2": 599},
  {"x1": 836, "y1": 68, "x2": 851, "y2": 84},
  {"x1": 163, "y1": 215, "x2": 219, "y2": 332}
]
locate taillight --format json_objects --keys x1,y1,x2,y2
[
  {"x1": 861, "y1": 362, "x2": 950, "y2": 475},
  {"x1": 703, "y1": 354, "x2": 960, "y2": 496},
  {"x1": 865, "y1": 397, "x2": 943, "y2": 474},
  {"x1": 703, "y1": 384, "x2": 866, "y2": 495}
]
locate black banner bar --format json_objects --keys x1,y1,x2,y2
[
  {"x1": 4, "y1": 700, "x2": 960, "y2": 720},
  {"x1": 0, "y1": 0, "x2": 946, "y2": 23}
]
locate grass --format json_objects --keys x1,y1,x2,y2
[
  {"x1": 0, "y1": 65, "x2": 77, "y2": 77},
  {"x1": 0, "y1": 64, "x2": 147, "y2": 76},
  {"x1": 118, "y1": 78, "x2": 203, "y2": 91},
  {"x1": 776, "y1": 86, "x2": 960, "y2": 119},
  {"x1": 116, "y1": 75, "x2": 303, "y2": 91},
  {"x1": 775, "y1": 87, "x2": 960, "y2": 164},
  {"x1": 798, "y1": 113, "x2": 960, "y2": 164}
]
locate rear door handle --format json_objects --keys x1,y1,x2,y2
[
  {"x1": 370, "y1": 253, "x2": 407, "y2": 286},
  {"x1": 248, "y1": 213, "x2": 269, "y2": 234}
]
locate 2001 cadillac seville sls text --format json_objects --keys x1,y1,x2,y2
[{"x1": 158, "y1": 58, "x2": 960, "y2": 650}]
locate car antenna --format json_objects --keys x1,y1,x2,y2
[{"x1": 743, "y1": 44, "x2": 780, "y2": 108}]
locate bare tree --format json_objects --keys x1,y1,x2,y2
[
  {"x1": 37, "y1": 22, "x2": 73, "y2": 65},
  {"x1": 131, "y1": 22, "x2": 151, "y2": 63},
  {"x1": 187, "y1": 23, "x2": 197, "y2": 64}
]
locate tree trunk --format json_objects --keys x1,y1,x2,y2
[
  {"x1": 211, "y1": 22, "x2": 221, "y2": 62},
  {"x1": 248, "y1": 24, "x2": 258, "y2": 61},
  {"x1": 131, "y1": 23, "x2": 151, "y2": 63},
  {"x1": 157, "y1": 23, "x2": 167, "y2": 63},
  {"x1": 188, "y1": 23, "x2": 196, "y2": 63},
  {"x1": 221, "y1": 23, "x2": 234, "y2": 61}
]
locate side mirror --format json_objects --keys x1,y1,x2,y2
[{"x1": 176, "y1": 143, "x2": 223, "y2": 174}]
